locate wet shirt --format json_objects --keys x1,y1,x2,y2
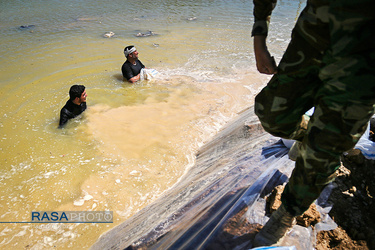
[
  {"x1": 121, "y1": 59, "x2": 145, "y2": 81},
  {"x1": 59, "y1": 100, "x2": 87, "y2": 128}
]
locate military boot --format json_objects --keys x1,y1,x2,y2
[{"x1": 253, "y1": 204, "x2": 296, "y2": 247}]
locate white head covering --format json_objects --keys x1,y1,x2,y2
[{"x1": 124, "y1": 46, "x2": 137, "y2": 57}]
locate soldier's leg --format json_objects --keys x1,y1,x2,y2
[
  {"x1": 254, "y1": 0, "x2": 375, "y2": 246},
  {"x1": 254, "y1": 0, "x2": 330, "y2": 141},
  {"x1": 281, "y1": 0, "x2": 375, "y2": 216},
  {"x1": 282, "y1": 89, "x2": 375, "y2": 215}
]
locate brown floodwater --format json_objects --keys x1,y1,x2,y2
[{"x1": 0, "y1": 0, "x2": 301, "y2": 248}]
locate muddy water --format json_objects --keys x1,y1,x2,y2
[{"x1": 0, "y1": 0, "x2": 302, "y2": 248}]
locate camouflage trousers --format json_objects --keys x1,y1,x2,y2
[{"x1": 254, "y1": 0, "x2": 375, "y2": 216}]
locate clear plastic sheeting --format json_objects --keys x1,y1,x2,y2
[
  {"x1": 354, "y1": 121, "x2": 375, "y2": 159},
  {"x1": 252, "y1": 247, "x2": 297, "y2": 250},
  {"x1": 91, "y1": 107, "x2": 334, "y2": 250}
]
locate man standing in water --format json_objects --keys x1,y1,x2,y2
[
  {"x1": 252, "y1": 0, "x2": 374, "y2": 246},
  {"x1": 121, "y1": 45, "x2": 145, "y2": 83},
  {"x1": 59, "y1": 85, "x2": 87, "y2": 128}
]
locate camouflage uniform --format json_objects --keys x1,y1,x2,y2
[{"x1": 253, "y1": 0, "x2": 375, "y2": 215}]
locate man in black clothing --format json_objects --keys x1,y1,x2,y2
[
  {"x1": 59, "y1": 85, "x2": 87, "y2": 128},
  {"x1": 121, "y1": 45, "x2": 145, "y2": 83}
]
